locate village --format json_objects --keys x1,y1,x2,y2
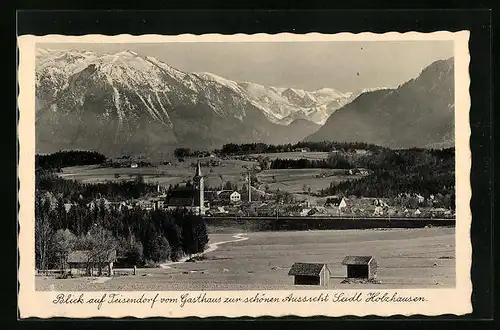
[{"x1": 65, "y1": 158, "x2": 455, "y2": 220}]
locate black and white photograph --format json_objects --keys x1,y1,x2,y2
[{"x1": 18, "y1": 31, "x2": 472, "y2": 318}]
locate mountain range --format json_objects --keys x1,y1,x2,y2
[
  {"x1": 35, "y1": 48, "x2": 454, "y2": 156},
  {"x1": 305, "y1": 58, "x2": 455, "y2": 149},
  {"x1": 35, "y1": 48, "x2": 350, "y2": 156}
]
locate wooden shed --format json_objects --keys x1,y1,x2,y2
[
  {"x1": 67, "y1": 250, "x2": 117, "y2": 277},
  {"x1": 341, "y1": 256, "x2": 377, "y2": 280},
  {"x1": 288, "y1": 263, "x2": 330, "y2": 286}
]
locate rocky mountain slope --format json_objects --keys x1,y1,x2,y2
[
  {"x1": 305, "y1": 58, "x2": 455, "y2": 149},
  {"x1": 35, "y1": 49, "x2": 335, "y2": 156}
]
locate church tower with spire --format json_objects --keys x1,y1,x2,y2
[{"x1": 193, "y1": 161, "x2": 205, "y2": 215}]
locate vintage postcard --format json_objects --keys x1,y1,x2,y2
[{"x1": 18, "y1": 31, "x2": 471, "y2": 318}]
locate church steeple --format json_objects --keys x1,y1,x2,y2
[
  {"x1": 193, "y1": 161, "x2": 205, "y2": 215},
  {"x1": 194, "y1": 161, "x2": 203, "y2": 178}
]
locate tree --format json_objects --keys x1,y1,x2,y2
[
  {"x1": 174, "y1": 148, "x2": 191, "y2": 159},
  {"x1": 223, "y1": 181, "x2": 236, "y2": 191},
  {"x1": 180, "y1": 213, "x2": 209, "y2": 256},
  {"x1": 149, "y1": 235, "x2": 170, "y2": 263},
  {"x1": 119, "y1": 235, "x2": 144, "y2": 266},
  {"x1": 35, "y1": 196, "x2": 53, "y2": 270},
  {"x1": 77, "y1": 225, "x2": 117, "y2": 276},
  {"x1": 52, "y1": 229, "x2": 77, "y2": 271}
]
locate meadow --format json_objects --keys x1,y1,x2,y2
[
  {"x1": 256, "y1": 168, "x2": 354, "y2": 193},
  {"x1": 36, "y1": 227, "x2": 455, "y2": 291},
  {"x1": 58, "y1": 158, "x2": 255, "y2": 188},
  {"x1": 57, "y1": 156, "x2": 357, "y2": 194}
]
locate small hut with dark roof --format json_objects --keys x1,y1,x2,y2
[
  {"x1": 67, "y1": 249, "x2": 117, "y2": 277},
  {"x1": 288, "y1": 262, "x2": 330, "y2": 286},
  {"x1": 341, "y1": 256, "x2": 377, "y2": 280}
]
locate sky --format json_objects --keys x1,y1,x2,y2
[{"x1": 40, "y1": 41, "x2": 454, "y2": 92}]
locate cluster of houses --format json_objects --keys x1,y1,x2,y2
[{"x1": 61, "y1": 163, "x2": 453, "y2": 218}]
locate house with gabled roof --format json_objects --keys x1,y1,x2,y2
[
  {"x1": 342, "y1": 256, "x2": 378, "y2": 280},
  {"x1": 288, "y1": 262, "x2": 330, "y2": 286},
  {"x1": 324, "y1": 196, "x2": 347, "y2": 212},
  {"x1": 67, "y1": 249, "x2": 117, "y2": 277},
  {"x1": 217, "y1": 190, "x2": 241, "y2": 203}
]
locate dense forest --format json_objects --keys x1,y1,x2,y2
[
  {"x1": 36, "y1": 193, "x2": 209, "y2": 270},
  {"x1": 320, "y1": 148, "x2": 455, "y2": 207},
  {"x1": 216, "y1": 141, "x2": 386, "y2": 155},
  {"x1": 36, "y1": 150, "x2": 107, "y2": 170}
]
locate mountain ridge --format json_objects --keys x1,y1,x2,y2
[
  {"x1": 35, "y1": 48, "x2": 328, "y2": 156},
  {"x1": 305, "y1": 57, "x2": 455, "y2": 149}
]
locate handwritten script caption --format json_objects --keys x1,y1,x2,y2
[{"x1": 53, "y1": 292, "x2": 427, "y2": 310}]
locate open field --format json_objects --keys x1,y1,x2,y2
[
  {"x1": 58, "y1": 158, "x2": 256, "y2": 188},
  {"x1": 36, "y1": 227, "x2": 455, "y2": 291},
  {"x1": 256, "y1": 169, "x2": 355, "y2": 193},
  {"x1": 57, "y1": 158, "x2": 358, "y2": 194},
  {"x1": 249, "y1": 152, "x2": 330, "y2": 160}
]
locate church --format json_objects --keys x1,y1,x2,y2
[{"x1": 165, "y1": 162, "x2": 206, "y2": 215}]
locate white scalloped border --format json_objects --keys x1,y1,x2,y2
[{"x1": 17, "y1": 31, "x2": 472, "y2": 319}]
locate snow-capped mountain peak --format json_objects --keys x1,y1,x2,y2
[
  {"x1": 36, "y1": 48, "x2": 357, "y2": 126},
  {"x1": 35, "y1": 48, "x2": 331, "y2": 155}
]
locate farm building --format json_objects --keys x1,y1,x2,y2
[
  {"x1": 109, "y1": 201, "x2": 134, "y2": 212},
  {"x1": 430, "y1": 208, "x2": 450, "y2": 216},
  {"x1": 415, "y1": 194, "x2": 425, "y2": 204},
  {"x1": 324, "y1": 196, "x2": 347, "y2": 210},
  {"x1": 87, "y1": 198, "x2": 112, "y2": 211},
  {"x1": 347, "y1": 168, "x2": 369, "y2": 175},
  {"x1": 342, "y1": 256, "x2": 377, "y2": 280},
  {"x1": 151, "y1": 198, "x2": 165, "y2": 210},
  {"x1": 137, "y1": 199, "x2": 155, "y2": 211},
  {"x1": 288, "y1": 263, "x2": 330, "y2": 286},
  {"x1": 373, "y1": 206, "x2": 384, "y2": 216},
  {"x1": 207, "y1": 206, "x2": 229, "y2": 215},
  {"x1": 64, "y1": 203, "x2": 77, "y2": 213},
  {"x1": 217, "y1": 190, "x2": 241, "y2": 203},
  {"x1": 67, "y1": 250, "x2": 117, "y2": 277},
  {"x1": 300, "y1": 208, "x2": 316, "y2": 217}
]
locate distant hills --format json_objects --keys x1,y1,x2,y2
[{"x1": 306, "y1": 58, "x2": 455, "y2": 149}]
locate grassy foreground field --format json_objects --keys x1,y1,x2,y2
[{"x1": 36, "y1": 227, "x2": 455, "y2": 291}]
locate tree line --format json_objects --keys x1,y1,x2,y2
[
  {"x1": 36, "y1": 150, "x2": 107, "y2": 170},
  {"x1": 174, "y1": 148, "x2": 212, "y2": 159},
  {"x1": 36, "y1": 171, "x2": 158, "y2": 203},
  {"x1": 270, "y1": 154, "x2": 353, "y2": 170},
  {"x1": 215, "y1": 141, "x2": 386, "y2": 155}
]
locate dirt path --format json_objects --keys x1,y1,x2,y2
[{"x1": 159, "y1": 233, "x2": 249, "y2": 269}]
